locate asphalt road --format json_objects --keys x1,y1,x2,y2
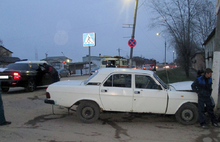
[{"x1": 1, "y1": 75, "x2": 220, "y2": 142}]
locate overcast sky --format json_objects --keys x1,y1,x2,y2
[{"x1": 0, "y1": 0, "x2": 175, "y2": 63}]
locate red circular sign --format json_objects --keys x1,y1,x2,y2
[{"x1": 128, "y1": 38, "x2": 137, "y2": 48}]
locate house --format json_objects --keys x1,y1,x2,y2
[
  {"x1": 41, "y1": 56, "x2": 72, "y2": 69},
  {"x1": 203, "y1": 28, "x2": 215, "y2": 69},
  {"x1": 0, "y1": 45, "x2": 20, "y2": 67},
  {"x1": 0, "y1": 45, "x2": 12, "y2": 57},
  {"x1": 191, "y1": 52, "x2": 205, "y2": 71}
]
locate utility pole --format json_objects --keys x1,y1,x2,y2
[
  {"x1": 129, "y1": 0, "x2": 139, "y2": 68},
  {"x1": 165, "y1": 39, "x2": 166, "y2": 66},
  {"x1": 117, "y1": 48, "x2": 121, "y2": 56},
  {"x1": 45, "y1": 53, "x2": 48, "y2": 62}
]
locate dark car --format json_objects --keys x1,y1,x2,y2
[
  {"x1": 0, "y1": 61, "x2": 60, "y2": 92},
  {"x1": 57, "y1": 68, "x2": 70, "y2": 78}
]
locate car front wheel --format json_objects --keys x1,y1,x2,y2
[
  {"x1": 76, "y1": 101, "x2": 100, "y2": 123},
  {"x1": 175, "y1": 103, "x2": 198, "y2": 125}
]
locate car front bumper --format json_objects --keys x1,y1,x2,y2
[{"x1": 44, "y1": 99, "x2": 55, "y2": 105}]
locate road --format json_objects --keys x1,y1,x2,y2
[{"x1": 1, "y1": 75, "x2": 220, "y2": 142}]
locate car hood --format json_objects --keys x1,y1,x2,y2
[
  {"x1": 52, "y1": 80, "x2": 85, "y2": 86},
  {"x1": 169, "y1": 81, "x2": 193, "y2": 91}
]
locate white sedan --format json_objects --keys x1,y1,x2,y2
[{"x1": 45, "y1": 68, "x2": 198, "y2": 124}]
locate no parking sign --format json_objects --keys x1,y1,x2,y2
[{"x1": 128, "y1": 38, "x2": 137, "y2": 48}]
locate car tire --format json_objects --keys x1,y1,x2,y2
[
  {"x1": 76, "y1": 101, "x2": 100, "y2": 123},
  {"x1": 175, "y1": 103, "x2": 198, "y2": 125},
  {"x1": 25, "y1": 80, "x2": 36, "y2": 92},
  {"x1": 1, "y1": 87, "x2": 9, "y2": 92},
  {"x1": 67, "y1": 73, "x2": 70, "y2": 77}
]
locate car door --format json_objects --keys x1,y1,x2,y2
[
  {"x1": 100, "y1": 73, "x2": 133, "y2": 111},
  {"x1": 133, "y1": 74, "x2": 167, "y2": 113}
]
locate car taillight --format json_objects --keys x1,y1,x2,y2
[
  {"x1": 46, "y1": 92, "x2": 51, "y2": 98},
  {"x1": 13, "y1": 72, "x2": 21, "y2": 79}
]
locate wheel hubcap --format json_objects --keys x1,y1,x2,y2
[
  {"x1": 82, "y1": 107, "x2": 94, "y2": 119},
  {"x1": 182, "y1": 109, "x2": 193, "y2": 121}
]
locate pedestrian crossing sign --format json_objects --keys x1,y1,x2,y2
[{"x1": 83, "y1": 32, "x2": 96, "y2": 47}]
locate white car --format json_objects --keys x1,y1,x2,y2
[
  {"x1": 45, "y1": 68, "x2": 198, "y2": 124},
  {"x1": 142, "y1": 65, "x2": 151, "y2": 70}
]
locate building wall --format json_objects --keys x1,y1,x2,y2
[
  {"x1": 82, "y1": 56, "x2": 104, "y2": 68},
  {"x1": 205, "y1": 36, "x2": 215, "y2": 69},
  {"x1": 0, "y1": 46, "x2": 12, "y2": 57}
]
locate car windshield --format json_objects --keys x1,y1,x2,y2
[
  {"x1": 84, "y1": 71, "x2": 99, "y2": 84},
  {"x1": 153, "y1": 73, "x2": 168, "y2": 89},
  {"x1": 6, "y1": 63, "x2": 30, "y2": 71}
]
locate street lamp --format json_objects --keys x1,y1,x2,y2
[
  {"x1": 129, "y1": 0, "x2": 139, "y2": 68},
  {"x1": 156, "y1": 33, "x2": 166, "y2": 66},
  {"x1": 173, "y1": 50, "x2": 174, "y2": 64}
]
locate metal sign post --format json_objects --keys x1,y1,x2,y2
[{"x1": 83, "y1": 32, "x2": 96, "y2": 75}]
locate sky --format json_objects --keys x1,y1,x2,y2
[{"x1": 0, "y1": 0, "x2": 175, "y2": 63}]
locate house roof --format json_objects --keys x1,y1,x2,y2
[
  {"x1": 0, "y1": 45, "x2": 13, "y2": 53},
  {"x1": 203, "y1": 28, "x2": 216, "y2": 45},
  {"x1": 41, "y1": 56, "x2": 72, "y2": 62},
  {"x1": 0, "y1": 56, "x2": 20, "y2": 63},
  {"x1": 191, "y1": 52, "x2": 204, "y2": 59}
]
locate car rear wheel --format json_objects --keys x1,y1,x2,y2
[
  {"x1": 25, "y1": 80, "x2": 36, "y2": 92},
  {"x1": 76, "y1": 101, "x2": 100, "y2": 123},
  {"x1": 1, "y1": 87, "x2": 9, "y2": 92},
  {"x1": 66, "y1": 73, "x2": 70, "y2": 77},
  {"x1": 175, "y1": 103, "x2": 198, "y2": 125}
]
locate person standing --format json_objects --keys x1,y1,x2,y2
[
  {"x1": 191, "y1": 68, "x2": 219, "y2": 129},
  {"x1": 0, "y1": 81, "x2": 11, "y2": 126}
]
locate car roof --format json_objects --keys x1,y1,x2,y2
[
  {"x1": 89, "y1": 68, "x2": 154, "y2": 83},
  {"x1": 15, "y1": 61, "x2": 47, "y2": 64},
  {"x1": 98, "y1": 68, "x2": 154, "y2": 74}
]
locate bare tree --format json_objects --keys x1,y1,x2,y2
[
  {"x1": 147, "y1": 0, "x2": 216, "y2": 77},
  {"x1": 0, "y1": 39, "x2": 3, "y2": 46}
]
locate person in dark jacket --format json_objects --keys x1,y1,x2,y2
[
  {"x1": 197, "y1": 70, "x2": 204, "y2": 77},
  {"x1": 0, "y1": 82, "x2": 11, "y2": 126},
  {"x1": 191, "y1": 68, "x2": 219, "y2": 129},
  {"x1": 43, "y1": 63, "x2": 60, "y2": 82}
]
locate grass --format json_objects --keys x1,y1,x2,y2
[{"x1": 156, "y1": 67, "x2": 197, "y2": 84}]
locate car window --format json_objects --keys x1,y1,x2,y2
[
  {"x1": 153, "y1": 73, "x2": 167, "y2": 89},
  {"x1": 84, "y1": 71, "x2": 99, "y2": 84},
  {"x1": 102, "y1": 61, "x2": 107, "y2": 65},
  {"x1": 6, "y1": 63, "x2": 30, "y2": 71},
  {"x1": 103, "y1": 74, "x2": 131, "y2": 88},
  {"x1": 135, "y1": 75, "x2": 157, "y2": 89},
  {"x1": 29, "y1": 64, "x2": 39, "y2": 71}
]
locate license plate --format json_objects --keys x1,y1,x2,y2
[{"x1": 0, "y1": 76, "x2": 9, "y2": 79}]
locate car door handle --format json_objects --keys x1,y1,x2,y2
[
  {"x1": 101, "y1": 89, "x2": 108, "y2": 92},
  {"x1": 134, "y1": 91, "x2": 140, "y2": 94}
]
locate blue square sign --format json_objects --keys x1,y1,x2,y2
[{"x1": 83, "y1": 32, "x2": 96, "y2": 47}]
